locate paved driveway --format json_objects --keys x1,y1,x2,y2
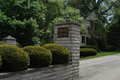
[{"x1": 76, "y1": 54, "x2": 120, "y2": 80}]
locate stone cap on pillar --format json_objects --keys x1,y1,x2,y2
[
  {"x1": 2, "y1": 35, "x2": 16, "y2": 46},
  {"x1": 54, "y1": 22, "x2": 80, "y2": 26},
  {"x1": 3, "y1": 35, "x2": 16, "y2": 41}
]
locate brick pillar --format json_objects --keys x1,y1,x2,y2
[{"x1": 54, "y1": 22, "x2": 80, "y2": 79}]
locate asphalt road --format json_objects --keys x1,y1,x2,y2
[{"x1": 76, "y1": 54, "x2": 120, "y2": 80}]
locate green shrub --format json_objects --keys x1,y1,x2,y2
[
  {"x1": 87, "y1": 38, "x2": 98, "y2": 47},
  {"x1": 104, "y1": 45, "x2": 116, "y2": 52},
  {"x1": 42, "y1": 43, "x2": 70, "y2": 64},
  {"x1": 0, "y1": 41, "x2": 22, "y2": 48},
  {"x1": 80, "y1": 45, "x2": 101, "y2": 52},
  {"x1": 0, "y1": 42, "x2": 2, "y2": 68},
  {"x1": 0, "y1": 55, "x2": 2, "y2": 69},
  {"x1": 23, "y1": 46, "x2": 52, "y2": 68},
  {"x1": 16, "y1": 42, "x2": 23, "y2": 48},
  {"x1": 80, "y1": 48, "x2": 97, "y2": 57},
  {"x1": 0, "y1": 41, "x2": 2, "y2": 45},
  {"x1": 116, "y1": 48, "x2": 120, "y2": 51},
  {"x1": 0, "y1": 44, "x2": 29, "y2": 72},
  {"x1": 97, "y1": 38, "x2": 107, "y2": 50}
]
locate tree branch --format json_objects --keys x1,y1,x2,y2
[
  {"x1": 97, "y1": 0, "x2": 104, "y2": 5},
  {"x1": 101, "y1": 1, "x2": 119, "y2": 15},
  {"x1": 82, "y1": 0, "x2": 91, "y2": 11},
  {"x1": 90, "y1": 0, "x2": 95, "y2": 5},
  {"x1": 101, "y1": 7, "x2": 112, "y2": 15}
]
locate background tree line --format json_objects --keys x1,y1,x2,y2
[
  {"x1": 0, "y1": 0, "x2": 83, "y2": 46},
  {"x1": 68, "y1": 0, "x2": 120, "y2": 48},
  {"x1": 0, "y1": 0, "x2": 120, "y2": 48}
]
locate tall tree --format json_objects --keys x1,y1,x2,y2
[
  {"x1": 88, "y1": 20, "x2": 107, "y2": 40},
  {"x1": 0, "y1": 0, "x2": 46, "y2": 46},
  {"x1": 0, "y1": 0, "x2": 83, "y2": 46},
  {"x1": 68, "y1": 0, "x2": 119, "y2": 16},
  {"x1": 107, "y1": 19, "x2": 120, "y2": 47},
  {"x1": 107, "y1": 2, "x2": 120, "y2": 47},
  {"x1": 68, "y1": 0, "x2": 120, "y2": 24}
]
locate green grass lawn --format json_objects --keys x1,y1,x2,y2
[{"x1": 80, "y1": 51, "x2": 120, "y2": 60}]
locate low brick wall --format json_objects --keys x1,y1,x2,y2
[{"x1": 0, "y1": 63, "x2": 79, "y2": 80}]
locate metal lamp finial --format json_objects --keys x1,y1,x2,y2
[{"x1": 64, "y1": 14, "x2": 69, "y2": 22}]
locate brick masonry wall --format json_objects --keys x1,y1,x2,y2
[
  {"x1": 0, "y1": 64, "x2": 74, "y2": 80},
  {"x1": 0, "y1": 22, "x2": 80, "y2": 80}
]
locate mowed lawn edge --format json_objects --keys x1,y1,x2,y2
[{"x1": 80, "y1": 51, "x2": 120, "y2": 60}]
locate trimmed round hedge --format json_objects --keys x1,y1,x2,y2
[
  {"x1": 0, "y1": 41, "x2": 2, "y2": 45},
  {"x1": 0, "y1": 44, "x2": 29, "y2": 71},
  {"x1": 87, "y1": 38, "x2": 98, "y2": 47},
  {"x1": 0, "y1": 41, "x2": 22, "y2": 48},
  {"x1": 23, "y1": 46, "x2": 52, "y2": 68},
  {"x1": 97, "y1": 38, "x2": 107, "y2": 50},
  {"x1": 103, "y1": 45, "x2": 116, "y2": 52},
  {"x1": 80, "y1": 45, "x2": 101, "y2": 52},
  {"x1": 80, "y1": 48, "x2": 97, "y2": 57},
  {"x1": 42, "y1": 43, "x2": 70, "y2": 64},
  {"x1": 0, "y1": 55, "x2": 2, "y2": 69}
]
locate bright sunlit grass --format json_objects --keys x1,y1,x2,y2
[{"x1": 80, "y1": 51, "x2": 120, "y2": 60}]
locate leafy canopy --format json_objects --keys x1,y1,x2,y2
[
  {"x1": 88, "y1": 20, "x2": 107, "y2": 40},
  {"x1": 0, "y1": 0, "x2": 83, "y2": 46}
]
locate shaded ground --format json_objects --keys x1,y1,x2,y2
[{"x1": 75, "y1": 54, "x2": 120, "y2": 80}]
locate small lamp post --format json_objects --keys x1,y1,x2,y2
[
  {"x1": 63, "y1": 0, "x2": 69, "y2": 22},
  {"x1": 64, "y1": 14, "x2": 69, "y2": 22}
]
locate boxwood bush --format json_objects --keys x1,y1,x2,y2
[
  {"x1": 87, "y1": 38, "x2": 98, "y2": 47},
  {"x1": 0, "y1": 55, "x2": 2, "y2": 69},
  {"x1": 0, "y1": 41, "x2": 2, "y2": 45},
  {"x1": 97, "y1": 38, "x2": 107, "y2": 51},
  {"x1": 103, "y1": 45, "x2": 116, "y2": 52},
  {"x1": 23, "y1": 46, "x2": 52, "y2": 68},
  {"x1": 42, "y1": 43, "x2": 70, "y2": 64},
  {"x1": 80, "y1": 48, "x2": 97, "y2": 57},
  {"x1": 80, "y1": 45, "x2": 101, "y2": 52},
  {"x1": 0, "y1": 44, "x2": 29, "y2": 72},
  {"x1": 0, "y1": 41, "x2": 22, "y2": 48}
]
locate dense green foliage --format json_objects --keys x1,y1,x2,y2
[
  {"x1": 0, "y1": 44, "x2": 29, "y2": 71},
  {"x1": 0, "y1": 55, "x2": 2, "y2": 69},
  {"x1": 68, "y1": 0, "x2": 120, "y2": 24},
  {"x1": 80, "y1": 51, "x2": 120, "y2": 60},
  {"x1": 42, "y1": 43, "x2": 70, "y2": 64},
  {"x1": 88, "y1": 20, "x2": 107, "y2": 50},
  {"x1": 88, "y1": 20, "x2": 107, "y2": 40},
  {"x1": 47, "y1": 0, "x2": 83, "y2": 38},
  {"x1": 23, "y1": 46, "x2": 52, "y2": 68},
  {"x1": 16, "y1": 42, "x2": 23, "y2": 48},
  {"x1": 0, "y1": 0, "x2": 45, "y2": 46},
  {"x1": 104, "y1": 45, "x2": 116, "y2": 52},
  {"x1": 80, "y1": 48, "x2": 97, "y2": 57},
  {"x1": 97, "y1": 38, "x2": 107, "y2": 51},
  {"x1": 106, "y1": 2, "x2": 120, "y2": 48},
  {"x1": 0, "y1": 41, "x2": 22, "y2": 48},
  {"x1": 107, "y1": 19, "x2": 120, "y2": 48},
  {"x1": 68, "y1": 0, "x2": 119, "y2": 15},
  {"x1": 80, "y1": 45, "x2": 101, "y2": 52},
  {"x1": 87, "y1": 38, "x2": 98, "y2": 47},
  {"x1": 0, "y1": 41, "x2": 2, "y2": 45},
  {"x1": 0, "y1": 0, "x2": 83, "y2": 46}
]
